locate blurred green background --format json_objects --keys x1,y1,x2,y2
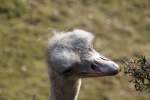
[{"x1": 0, "y1": 0, "x2": 150, "y2": 100}]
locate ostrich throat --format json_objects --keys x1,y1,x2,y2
[{"x1": 50, "y1": 71, "x2": 81, "y2": 100}]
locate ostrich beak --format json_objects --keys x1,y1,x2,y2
[
  {"x1": 81, "y1": 50, "x2": 120, "y2": 77},
  {"x1": 91, "y1": 56, "x2": 120, "y2": 76}
]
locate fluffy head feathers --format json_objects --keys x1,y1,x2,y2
[{"x1": 48, "y1": 29, "x2": 94, "y2": 73}]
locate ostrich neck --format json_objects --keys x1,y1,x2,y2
[{"x1": 50, "y1": 72, "x2": 81, "y2": 100}]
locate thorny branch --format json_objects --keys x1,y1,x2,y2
[{"x1": 124, "y1": 56, "x2": 150, "y2": 92}]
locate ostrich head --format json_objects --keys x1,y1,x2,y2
[{"x1": 48, "y1": 29, "x2": 120, "y2": 78}]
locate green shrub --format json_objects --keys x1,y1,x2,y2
[{"x1": 124, "y1": 56, "x2": 150, "y2": 92}]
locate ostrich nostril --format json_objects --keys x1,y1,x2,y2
[{"x1": 99, "y1": 56, "x2": 109, "y2": 61}]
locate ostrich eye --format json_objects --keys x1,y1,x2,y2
[
  {"x1": 88, "y1": 47, "x2": 92, "y2": 51},
  {"x1": 62, "y1": 68, "x2": 72, "y2": 74}
]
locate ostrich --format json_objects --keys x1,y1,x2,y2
[{"x1": 47, "y1": 29, "x2": 120, "y2": 100}]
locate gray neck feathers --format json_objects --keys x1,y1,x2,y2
[{"x1": 49, "y1": 71, "x2": 81, "y2": 100}]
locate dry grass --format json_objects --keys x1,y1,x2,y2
[{"x1": 0, "y1": 0, "x2": 150, "y2": 100}]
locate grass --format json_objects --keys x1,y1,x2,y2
[{"x1": 0, "y1": 0, "x2": 150, "y2": 100}]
